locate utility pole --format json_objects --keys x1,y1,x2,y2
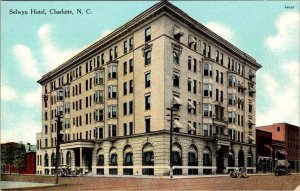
[
  {"x1": 55, "y1": 114, "x2": 63, "y2": 185},
  {"x1": 166, "y1": 106, "x2": 179, "y2": 179}
]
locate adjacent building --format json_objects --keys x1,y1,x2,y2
[
  {"x1": 257, "y1": 123, "x2": 300, "y2": 172},
  {"x1": 36, "y1": 1, "x2": 261, "y2": 176},
  {"x1": 1, "y1": 142, "x2": 36, "y2": 174},
  {"x1": 256, "y1": 129, "x2": 272, "y2": 173}
]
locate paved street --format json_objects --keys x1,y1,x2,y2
[{"x1": 2, "y1": 174, "x2": 299, "y2": 191}]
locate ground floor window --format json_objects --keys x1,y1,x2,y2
[
  {"x1": 173, "y1": 168, "x2": 182, "y2": 175},
  {"x1": 96, "y1": 169, "x2": 104, "y2": 175},
  {"x1": 188, "y1": 169, "x2": 198, "y2": 175},
  {"x1": 109, "y1": 168, "x2": 118, "y2": 175},
  {"x1": 142, "y1": 168, "x2": 154, "y2": 175},
  {"x1": 123, "y1": 168, "x2": 133, "y2": 175}
]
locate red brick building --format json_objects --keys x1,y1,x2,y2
[
  {"x1": 257, "y1": 123, "x2": 299, "y2": 172},
  {"x1": 256, "y1": 129, "x2": 272, "y2": 173}
]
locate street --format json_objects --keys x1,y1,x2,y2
[{"x1": 1, "y1": 174, "x2": 299, "y2": 191}]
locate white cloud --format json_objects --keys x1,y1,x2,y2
[
  {"x1": 257, "y1": 61, "x2": 300, "y2": 126},
  {"x1": 205, "y1": 22, "x2": 234, "y2": 42},
  {"x1": 1, "y1": 85, "x2": 17, "y2": 101},
  {"x1": 38, "y1": 24, "x2": 77, "y2": 70},
  {"x1": 265, "y1": 12, "x2": 300, "y2": 53},
  {"x1": 23, "y1": 87, "x2": 42, "y2": 108},
  {"x1": 13, "y1": 44, "x2": 41, "y2": 80},
  {"x1": 1, "y1": 116, "x2": 40, "y2": 144},
  {"x1": 99, "y1": 30, "x2": 112, "y2": 39}
]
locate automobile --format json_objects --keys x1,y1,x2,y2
[{"x1": 274, "y1": 160, "x2": 291, "y2": 176}]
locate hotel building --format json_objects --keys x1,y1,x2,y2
[{"x1": 36, "y1": 1, "x2": 261, "y2": 176}]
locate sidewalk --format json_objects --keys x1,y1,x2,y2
[{"x1": 0, "y1": 181, "x2": 55, "y2": 190}]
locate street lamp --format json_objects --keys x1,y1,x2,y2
[
  {"x1": 166, "y1": 102, "x2": 180, "y2": 179},
  {"x1": 55, "y1": 114, "x2": 63, "y2": 184}
]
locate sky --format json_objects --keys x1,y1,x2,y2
[{"x1": 1, "y1": 1, "x2": 299, "y2": 144}]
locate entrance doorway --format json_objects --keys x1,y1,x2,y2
[{"x1": 216, "y1": 148, "x2": 224, "y2": 174}]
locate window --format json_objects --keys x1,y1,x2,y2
[
  {"x1": 65, "y1": 102, "x2": 70, "y2": 113},
  {"x1": 188, "y1": 56, "x2": 192, "y2": 70},
  {"x1": 216, "y1": 50, "x2": 219, "y2": 62},
  {"x1": 129, "y1": 80, "x2": 133, "y2": 93},
  {"x1": 207, "y1": 45, "x2": 211, "y2": 58},
  {"x1": 220, "y1": 53, "x2": 223, "y2": 65},
  {"x1": 123, "y1": 102, "x2": 127, "y2": 115},
  {"x1": 203, "y1": 63, "x2": 212, "y2": 77},
  {"x1": 124, "y1": 152, "x2": 133, "y2": 166},
  {"x1": 110, "y1": 153, "x2": 117, "y2": 164},
  {"x1": 249, "y1": 104, "x2": 253, "y2": 113},
  {"x1": 129, "y1": 101, "x2": 133, "y2": 114},
  {"x1": 173, "y1": 52, "x2": 179, "y2": 64},
  {"x1": 123, "y1": 123, "x2": 127, "y2": 135},
  {"x1": 228, "y1": 112, "x2": 236, "y2": 123},
  {"x1": 145, "y1": 117, "x2": 151, "y2": 133},
  {"x1": 203, "y1": 104, "x2": 212, "y2": 117},
  {"x1": 101, "y1": 53, "x2": 104, "y2": 65},
  {"x1": 123, "y1": 40, "x2": 128, "y2": 54},
  {"x1": 145, "y1": 72, "x2": 151, "y2": 88},
  {"x1": 108, "y1": 65, "x2": 117, "y2": 79},
  {"x1": 114, "y1": 46, "x2": 118, "y2": 59},
  {"x1": 129, "y1": 122, "x2": 133, "y2": 135},
  {"x1": 108, "y1": 85, "x2": 117, "y2": 99},
  {"x1": 108, "y1": 105, "x2": 117, "y2": 118},
  {"x1": 109, "y1": 49, "x2": 113, "y2": 61},
  {"x1": 203, "y1": 84, "x2": 212, "y2": 97},
  {"x1": 44, "y1": 125, "x2": 48, "y2": 134},
  {"x1": 57, "y1": 90, "x2": 63, "y2": 101},
  {"x1": 95, "y1": 90, "x2": 104, "y2": 104},
  {"x1": 145, "y1": 27, "x2": 151, "y2": 42},
  {"x1": 277, "y1": 127, "x2": 280, "y2": 131},
  {"x1": 123, "y1": 62, "x2": 127, "y2": 75},
  {"x1": 188, "y1": 79, "x2": 192, "y2": 92},
  {"x1": 145, "y1": 50, "x2": 151, "y2": 65},
  {"x1": 220, "y1": 72, "x2": 224, "y2": 84},
  {"x1": 228, "y1": 94, "x2": 236, "y2": 105},
  {"x1": 129, "y1": 38, "x2": 134, "y2": 51},
  {"x1": 123, "y1": 82, "x2": 127, "y2": 95},
  {"x1": 228, "y1": 75, "x2": 236, "y2": 87},
  {"x1": 203, "y1": 124, "x2": 212, "y2": 137},
  {"x1": 145, "y1": 95, "x2": 151, "y2": 110},
  {"x1": 173, "y1": 73, "x2": 180, "y2": 87},
  {"x1": 142, "y1": 151, "x2": 154, "y2": 166},
  {"x1": 193, "y1": 58, "x2": 197, "y2": 72},
  {"x1": 129, "y1": 59, "x2": 134, "y2": 72},
  {"x1": 216, "y1": 70, "x2": 219, "y2": 82},
  {"x1": 203, "y1": 43, "x2": 206, "y2": 56},
  {"x1": 108, "y1": 125, "x2": 117, "y2": 137}
]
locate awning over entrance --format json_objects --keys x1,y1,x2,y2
[{"x1": 60, "y1": 141, "x2": 94, "y2": 150}]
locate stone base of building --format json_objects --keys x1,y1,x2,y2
[{"x1": 36, "y1": 132, "x2": 256, "y2": 176}]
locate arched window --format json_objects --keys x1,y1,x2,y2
[
  {"x1": 203, "y1": 147, "x2": 212, "y2": 166},
  {"x1": 142, "y1": 143, "x2": 154, "y2": 166},
  {"x1": 109, "y1": 147, "x2": 117, "y2": 166},
  {"x1": 238, "y1": 150, "x2": 244, "y2": 167},
  {"x1": 228, "y1": 150, "x2": 235, "y2": 167},
  {"x1": 44, "y1": 153, "x2": 49, "y2": 167},
  {"x1": 97, "y1": 149, "x2": 104, "y2": 166},
  {"x1": 172, "y1": 143, "x2": 182, "y2": 166},
  {"x1": 66, "y1": 151, "x2": 71, "y2": 166},
  {"x1": 188, "y1": 145, "x2": 198, "y2": 166},
  {"x1": 51, "y1": 153, "x2": 56, "y2": 167},
  {"x1": 123, "y1": 145, "x2": 133, "y2": 166},
  {"x1": 247, "y1": 151, "x2": 253, "y2": 167}
]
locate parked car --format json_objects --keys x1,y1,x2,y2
[{"x1": 274, "y1": 160, "x2": 291, "y2": 176}]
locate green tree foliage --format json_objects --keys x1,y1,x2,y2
[{"x1": 1, "y1": 144, "x2": 15, "y2": 174}]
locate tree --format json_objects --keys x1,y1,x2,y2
[
  {"x1": 13, "y1": 143, "x2": 26, "y2": 174},
  {"x1": 1, "y1": 144, "x2": 15, "y2": 174}
]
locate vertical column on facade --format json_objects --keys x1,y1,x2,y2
[
  {"x1": 133, "y1": 142, "x2": 142, "y2": 176},
  {"x1": 181, "y1": 143, "x2": 188, "y2": 175},
  {"x1": 212, "y1": 148, "x2": 217, "y2": 174},
  {"x1": 92, "y1": 147, "x2": 97, "y2": 175},
  {"x1": 80, "y1": 147, "x2": 83, "y2": 171}
]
